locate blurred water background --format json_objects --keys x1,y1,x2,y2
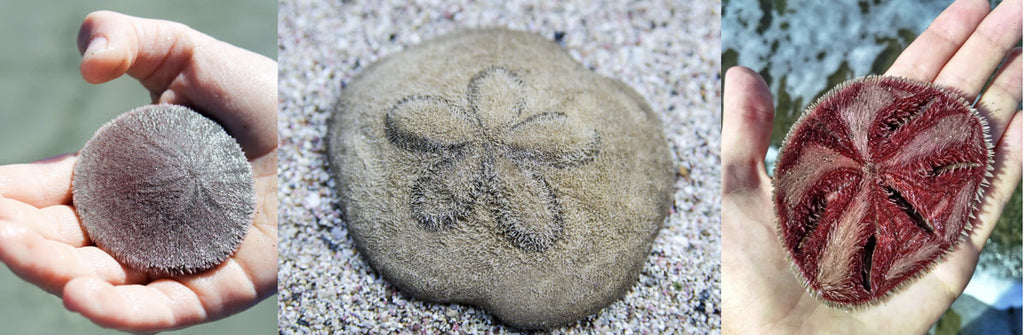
[
  {"x1": 0, "y1": 0, "x2": 276, "y2": 333},
  {"x1": 723, "y1": 0, "x2": 1022, "y2": 333}
]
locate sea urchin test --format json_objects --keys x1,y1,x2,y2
[
  {"x1": 328, "y1": 29, "x2": 673, "y2": 329},
  {"x1": 72, "y1": 104, "x2": 255, "y2": 278},
  {"x1": 773, "y1": 76, "x2": 992, "y2": 308}
]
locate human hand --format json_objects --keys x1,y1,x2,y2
[
  {"x1": 721, "y1": 0, "x2": 1021, "y2": 334},
  {"x1": 0, "y1": 11, "x2": 277, "y2": 332}
]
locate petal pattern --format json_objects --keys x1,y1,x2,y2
[
  {"x1": 386, "y1": 66, "x2": 598, "y2": 252},
  {"x1": 484, "y1": 157, "x2": 563, "y2": 252},
  {"x1": 467, "y1": 67, "x2": 526, "y2": 133},
  {"x1": 503, "y1": 112, "x2": 601, "y2": 169},
  {"x1": 385, "y1": 95, "x2": 475, "y2": 156},
  {"x1": 410, "y1": 152, "x2": 483, "y2": 232}
]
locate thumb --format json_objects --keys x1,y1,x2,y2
[
  {"x1": 721, "y1": 66, "x2": 775, "y2": 194},
  {"x1": 76, "y1": 10, "x2": 277, "y2": 159},
  {"x1": 77, "y1": 10, "x2": 203, "y2": 89}
]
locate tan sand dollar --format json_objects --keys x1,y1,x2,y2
[{"x1": 328, "y1": 29, "x2": 673, "y2": 329}]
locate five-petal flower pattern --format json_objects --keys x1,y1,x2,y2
[{"x1": 384, "y1": 66, "x2": 601, "y2": 252}]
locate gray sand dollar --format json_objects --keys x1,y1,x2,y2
[
  {"x1": 73, "y1": 104, "x2": 254, "y2": 278},
  {"x1": 328, "y1": 29, "x2": 673, "y2": 329}
]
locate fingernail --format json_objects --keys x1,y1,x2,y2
[{"x1": 85, "y1": 36, "x2": 107, "y2": 56}]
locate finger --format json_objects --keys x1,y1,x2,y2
[
  {"x1": 978, "y1": 48, "x2": 1023, "y2": 140},
  {"x1": 63, "y1": 277, "x2": 205, "y2": 332},
  {"x1": 78, "y1": 11, "x2": 278, "y2": 159},
  {"x1": 721, "y1": 66, "x2": 774, "y2": 194},
  {"x1": 0, "y1": 221, "x2": 146, "y2": 295},
  {"x1": 63, "y1": 257, "x2": 261, "y2": 332},
  {"x1": 0, "y1": 154, "x2": 75, "y2": 207},
  {"x1": 934, "y1": 0, "x2": 1023, "y2": 99},
  {"x1": 720, "y1": 62, "x2": 795, "y2": 331},
  {"x1": 0, "y1": 198, "x2": 86, "y2": 246},
  {"x1": 78, "y1": 10, "x2": 200, "y2": 88},
  {"x1": 970, "y1": 110, "x2": 1022, "y2": 250},
  {"x1": 885, "y1": 0, "x2": 990, "y2": 81}
]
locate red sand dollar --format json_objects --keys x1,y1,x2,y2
[{"x1": 773, "y1": 76, "x2": 993, "y2": 307}]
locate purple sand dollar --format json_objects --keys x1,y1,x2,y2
[{"x1": 72, "y1": 104, "x2": 255, "y2": 277}]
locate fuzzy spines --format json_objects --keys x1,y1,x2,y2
[
  {"x1": 383, "y1": 66, "x2": 599, "y2": 252},
  {"x1": 772, "y1": 75, "x2": 993, "y2": 309},
  {"x1": 72, "y1": 104, "x2": 255, "y2": 278},
  {"x1": 327, "y1": 28, "x2": 674, "y2": 329}
]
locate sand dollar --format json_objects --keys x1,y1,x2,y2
[
  {"x1": 73, "y1": 104, "x2": 254, "y2": 278},
  {"x1": 328, "y1": 29, "x2": 673, "y2": 328},
  {"x1": 773, "y1": 76, "x2": 993, "y2": 308}
]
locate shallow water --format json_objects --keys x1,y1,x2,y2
[
  {"x1": 723, "y1": 0, "x2": 1021, "y2": 333},
  {"x1": 0, "y1": 1, "x2": 276, "y2": 333}
]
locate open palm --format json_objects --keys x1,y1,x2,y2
[
  {"x1": 0, "y1": 11, "x2": 277, "y2": 332},
  {"x1": 722, "y1": 0, "x2": 1022, "y2": 333}
]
